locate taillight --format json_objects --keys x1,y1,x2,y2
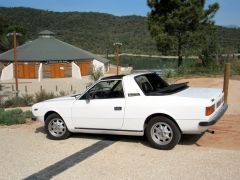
[{"x1": 205, "y1": 104, "x2": 215, "y2": 116}]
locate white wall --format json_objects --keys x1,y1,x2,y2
[
  {"x1": 105, "y1": 63, "x2": 110, "y2": 72},
  {"x1": 93, "y1": 59, "x2": 105, "y2": 73},
  {"x1": 72, "y1": 62, "x2": 81, "y2": 79},
  {"x1": 38, "y1": 63, "x2": 43, "y2": 82},
  {"x1": 0, "y1": 63, "x2": 14, "y2": 81},
  {"x1": 121, "y1": 66, "x2": 133, "y2": 75}
]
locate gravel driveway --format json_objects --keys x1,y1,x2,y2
[{"x1": 0, "y1": 121, "x2": 239, "y2": 180}]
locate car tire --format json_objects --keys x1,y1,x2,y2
[
  {"x1": 45, "y1": 113, "x2": 71, "y2": 140},
  {"x1": 146, "y1": 116, "x2": 181, "y2": 150}
]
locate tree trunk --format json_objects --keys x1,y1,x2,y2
[
  {"x1": 178, "y1": 55, "x2": 183, "y2": 67},
  {"x1": 177, "y1": 35, "x2": 183, "y2": 67}
]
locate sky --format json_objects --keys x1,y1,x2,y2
[{"x1": 0, "y1": 0, "x2": 239, "y2": 26}]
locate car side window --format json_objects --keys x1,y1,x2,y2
[
  {"x1": 135, "y1": 76, "x2": 154, "y2": 94},
  {"x1": 81, "y1": 80, "x2": 124, "y2": 100}
]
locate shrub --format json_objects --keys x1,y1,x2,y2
[
  {"x1": 24, "y1": 110, "x2": 33, "y2": 119},
  {"x1": 164, "y1": 69, "x2": 175, "y2": 78},
  {"x1": 0, "y1": 96, "x2": 3, "y2": 108},
  {"x1": 230, "y1": 58, "x2": 240, "y2": 75},
  {"x1": 21, "y1": 94, "x2": 34, "y2": 106},
  {"x1": 175, "y1": 58, "x2": 225, "y2": 77},
  {"x1": 34, "y1": 90, "x2": 56, "y2": 103},
  {"x1": 1, "y1": 94, "x2": 34, "y2": 108},
  {"x1": 58, "y1": 91, "x2": 67, "y2": 97},
  {"x1": 3, "y1": 96, "x2": 25, "y2": 108},
  {"x1": 0, "y1": 108, "x2": 26, "y2": 125}
]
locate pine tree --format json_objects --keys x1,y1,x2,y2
[{"x1": 147, "y1": 0, "x2": 219, "y2": 66}]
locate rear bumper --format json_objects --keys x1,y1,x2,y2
[{"x1": 199, "y1": 104, "x2": 228, "y2": 126}]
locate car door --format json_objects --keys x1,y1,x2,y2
[{"x1": 71, "y1": 80, "x2": 125, "y2": 129}]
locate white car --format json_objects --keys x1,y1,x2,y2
[{"x1": 32, "y1": 72, "x2": 228, "y2": 150}]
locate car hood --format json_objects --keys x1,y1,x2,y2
[
  {"x1": 44, "y1": 96, "x2": 76, "y2": 102},
  {"x1": 173, "y1": 87, "x2": 223, "y2": 100}
]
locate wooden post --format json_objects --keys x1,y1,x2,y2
[
  {"x1": 56, "y1": 85, "x2": 58, "y2": 92},
  {"x1": 13, "y1": 31, "x2": 19, "y2": 97},
  {"x1": 40, "y1": 85, "x2": 43, "y2": 92},
  {"x1": 223, "y1": 63, "x2": 231, "y2": 103},
  {"x1": 25, "y1": 85, "x2": 27, "y2": 93},
  {"x1": 71, "y1": 85, "x2": 73, "y2": 92}
]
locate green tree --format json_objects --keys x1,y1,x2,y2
[
  {"x1": 0, "y1": 15, "x2": 26, "y2": 52},
  {"x1": 1, "y1": 7, "x2": 239, "y2": 55},
  {"x1": 147, "y1": 0, "x2": 219, "y2": 66},
  {"x1": 0, "y1": 16, "x2": 10, "y2": 52},
  {"x1": 192, "y1": 24, "x2": 219, "y2": 66},
  {"x1": 5, "y1": 25, "x2": 27, "y2": 49}
]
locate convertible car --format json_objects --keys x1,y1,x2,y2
[{"x1": 32, "y1": 72, "x2": 228, "y2": 150}]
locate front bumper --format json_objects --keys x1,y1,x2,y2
[
  {"x1": 31, "y1": 115, "x2": 45, "y2": 123},
  {"x1": 199, "y1": 104, "x2": 228, "y2": 126}
]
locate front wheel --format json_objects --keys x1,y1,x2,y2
[
  {"x1": 45, "y1": 113, "x2": 71, "y2": 140},
  {"x1": 146, "y1": 116, "x2": 181, "y2": 150}
]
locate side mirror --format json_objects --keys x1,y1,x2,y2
[{"x1": 86, "y1": 92, "x2": 91, "y2": 102}]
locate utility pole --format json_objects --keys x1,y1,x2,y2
[
  {"x1": 13, "y1": 31, "x2": 18, "y2": 96},
  {"x1": 7, "y1": 31, "x2": 22, "y2": 97},
  {"x1": 113, "y1": 42, "x2": 122, "y2": 75}
]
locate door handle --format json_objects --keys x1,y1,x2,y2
[{"x1": 114, "y1": 107, "x2": 122, "y2": 111}]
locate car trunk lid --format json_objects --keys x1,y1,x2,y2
[{"x1": 173, "y1": 87, "x2": 223, "y2": 102}]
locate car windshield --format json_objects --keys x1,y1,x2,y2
[
  {"x1": 135, "y1": 73, "x2": 188, "y2": 95},
  {"x1": 80, "y1": 80, "x2": 124, "y2": 99}
]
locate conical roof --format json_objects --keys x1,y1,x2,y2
[
  {"x1": 0, "y1": 30, "x2": 109, "y2": 63},
  {"x1": 38, "y1": 30, "x2": 55, "y2": 36}
]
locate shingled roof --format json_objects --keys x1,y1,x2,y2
[{"x1": 0, "y1": 30, "x2": 109, "y2": 63}]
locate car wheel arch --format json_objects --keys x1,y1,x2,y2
[
  {"x1": 143, "y1": 113, "x2": 182, "y2": 134},
  {"x1": 44, "y1": 111, "x2": 62, "y2": 122}
]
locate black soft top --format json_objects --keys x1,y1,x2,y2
[{"x1": 101, "y1": 75, "x2": 125, "y2": 80}]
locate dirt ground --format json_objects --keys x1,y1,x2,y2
[{"x1": 176, "y1": 77, "x2": 240, "y2": 150}]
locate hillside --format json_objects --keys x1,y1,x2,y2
[{"x1": 0, "y1": 7, "x2": 239, "y2": 55}]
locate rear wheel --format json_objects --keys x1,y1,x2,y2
[
  {"x1": 45, "y1": 113, "x2": 71, "y2": 140},
  {"x1": 146, "y1": 116, "x2": 181, "y2": 150}
]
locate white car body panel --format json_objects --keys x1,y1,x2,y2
[
  {"x1": 32, "y1": 72, "x2": 227, "y2": 136},
  {"x1": 71, "y1": 98, "x2": 125, "y2": 129}
]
